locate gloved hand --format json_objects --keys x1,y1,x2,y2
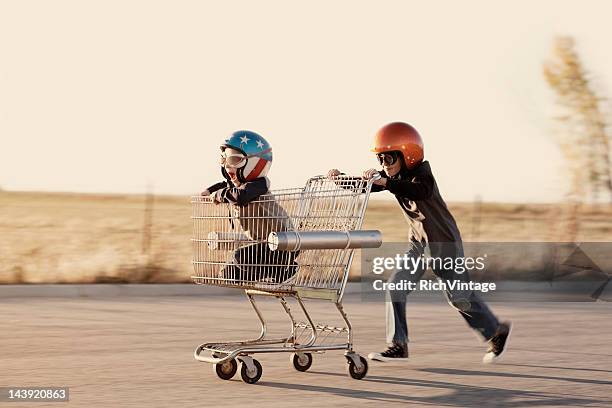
[
  {"x1": 362, "y1": 169, "x2": 385, "y2": 186},
  {"x1": 362, "y1": 168, "x2": 381, "y2": 180},
  {"x1": 211, "y1": 190, "x2": 225, "y2": 205},
  {"x1": 327, "y1": 169, "x2": 342, "y2": 178}
]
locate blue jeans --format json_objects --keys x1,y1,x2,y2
[{"x1": 386, "y1": 241, "x2": 500, "y2": 345}]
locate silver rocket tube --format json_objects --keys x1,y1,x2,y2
[
  {"x1": 268, "y1": 230, "x2": 382, "y2": 252},
  {"x1": 206, "y1": 231, "x2": 251, "y2": 250}
]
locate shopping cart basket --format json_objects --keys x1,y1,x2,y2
[{"x1": 192, "y1": 175, "x2": 382, "y2": 384}]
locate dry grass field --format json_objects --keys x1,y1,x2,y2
[{"x1": 1, "y1": 191, "x2": 611, "y2": 284}]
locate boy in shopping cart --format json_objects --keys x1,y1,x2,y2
[
  {"x1": 328, "y1": 122, "x2": 511, "y2": 364},
  {"x1": 202, "y1": 130, "x2": 299, "y2": 284}
]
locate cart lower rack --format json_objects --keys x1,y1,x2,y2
[{"x1": 192, "y1": 176, "x2": 381, "y2": 383}]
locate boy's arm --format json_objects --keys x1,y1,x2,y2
[
  {"x1": 328, "y1": 170, "x2": 386, "y2": 193},
  {"x1": 217, "y1": 177, "x2": 269, "y2": 207},
  {"x1": 384, "y1": 174, "x2": 434, "y2": 200},
  {"x1": 205, "y1": 181, "x2": 228, "y2": 193}
]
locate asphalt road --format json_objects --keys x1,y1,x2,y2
[{"x1": 2, "y1": 294, "x2": 611, "y2": 407}]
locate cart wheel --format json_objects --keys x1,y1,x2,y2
[
  {"x1": 240, "y1": 359, "x2": 263, "y2": 384},
  {"x1": 291, "y1": 353, "x2": 313, "y2": 372},
  {"x1": 214, "y1": 358, "x2": 237, "y2": 380},
  {"x1": 347, "y1": 355, "x2": 368, "y2": 380}
]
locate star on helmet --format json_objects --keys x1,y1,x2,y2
[
  {"x1": 240, "y1": 135, "x2": 250, "y2": 145},
  {"x1": 256, "y1": 140, "x2": 265, "y2": 149}
]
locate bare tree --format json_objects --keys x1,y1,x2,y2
[
  {"x1": 544, "y1": 36, "x2": 612, "y2": 242},
  {"x1": 544, "y1": 36, "x2": 612, "y2": 204}
]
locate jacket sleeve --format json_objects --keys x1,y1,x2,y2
[
  {"x1": 206, "y1": 181, "x2": 228, "y2": 193},
  {"x1": 334, "y1": 171, "x2": 386, "y2": 193},
  {"x1": 218, "y1": 178, "x2": 269, "y2": 207},
  {"x1": 385, "y1": 174, "x2": 434, "y2": 200}
]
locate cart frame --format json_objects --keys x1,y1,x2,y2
[{"x1": 192, "y1": 175, "x2": 379, "y2": 383}]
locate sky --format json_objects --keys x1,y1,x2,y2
[{"x1": 1, "y1": 0, "x2": 611, "y2": 202}]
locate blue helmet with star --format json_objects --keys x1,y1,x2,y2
[{"x1": 221, "y1": 130, "x2": 273, "y2": 182}]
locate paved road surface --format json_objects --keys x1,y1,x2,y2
[{"x1": 2, "y1": 294, "x2": 611, "y2": 407}]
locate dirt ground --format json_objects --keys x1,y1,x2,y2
[
  {"x1": 1, "y1": 294, "x2": 611, "y2": 407},
  {"x1": 1, "y1": 191, "x2": 611, "y2": 283}
]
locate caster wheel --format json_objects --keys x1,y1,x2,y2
[
  {"x1": 291, "y1": 352, "x2": 313, "y2": 372},
  {"x1": 240, "y1": 359, "x2": 263, "y2": 384},
  {"x1": 214, "y1": 358, "x2": 237, "y2": 380},
  {"x1": 347, "y1": 355, "x2": 368, "y2": 380}
]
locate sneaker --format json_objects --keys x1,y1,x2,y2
[
  {"x1": 368, "y1": 343, "x2": 408, "y2": 362},
  {"x1": 483, "y1": 322, "x2": 512, "y2": 364}
]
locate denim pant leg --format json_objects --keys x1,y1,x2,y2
[
  {"x1": 386, "y1": 243, "x2": 426, "y2": 345},
  {"x1": 431, "y1": 243, "x2": 500, "y2": 340}
]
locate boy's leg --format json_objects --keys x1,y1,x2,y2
[
  {"x1": 431, "y1": 242, "x2": 511, "y2": 362},
  {"x1": 222, "y1": 245, "x2": 248, "y2": 283},
  {"x1": 244, "y1": 243, "x2": 271, "y2": 281},
  {"x1": 370, "y1": 241, "x2": 425, "y2": 361},
  {"x1": 242, "y1": 243, "x2": 299, "y2": 282},
  {"x1": 442, "y1": 280, "x2": 512, "y2": 363},
  {"x1": 385, "y1": 263, "x2": 425, "y2": 345},
  {"x1": 228, "y1": 243, "x2": 264, "y2": 282},
  {"x1": 443, "y1": 277, "x2": 500, "y2": 340}
]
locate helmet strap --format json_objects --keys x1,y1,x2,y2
[{"x1": 236, "y1": 167, "x2": 246, "y2": 183}]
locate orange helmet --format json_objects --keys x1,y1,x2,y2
[{"x1": 372, "y1": 122, "x2": 424, "y2": 169}]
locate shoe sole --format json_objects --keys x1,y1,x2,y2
[
  {"x1": 368, "y1": 352, "x2": 408, "y2": 362},
  {"x1": 483, "y1": 322, "x2": 513, "y2": 364}
]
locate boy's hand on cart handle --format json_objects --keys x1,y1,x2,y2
[
  {"x1": 327, "y1": 169, "x2": 342, "y2": 178},
  {"x1": 201, "y1": 189, "x2": 211, "y2": 197},
  {"x1": 363, "y1": 169, "x2": 386, "y2": 186},
  {"x1": 362, "y1": 169, "x2": 378, "y2": 179},
  {"x1": 211, "y1": 190, "x2": 224, "y2": 205}
]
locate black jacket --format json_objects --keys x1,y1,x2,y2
[
  {"x1": 206, "y1": 177, "x2": 269, "y2": 207},
  {"x1": 373, "y1": 161, "x2": 462, "y2": 244}
]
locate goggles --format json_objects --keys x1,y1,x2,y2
[
  {"x1": 376, "y1": 152, "x2": 399, "y2": 166},
  {"x1": 220, "y1": 152, "x2": 247, "y2": 168}
]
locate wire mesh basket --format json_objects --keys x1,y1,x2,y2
[{"x1": 192, "y1": 176, "x2": 376, "y2": 292}]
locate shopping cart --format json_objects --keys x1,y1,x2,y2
[{"x1": 192, "y1": 175, "x2": 382, "y2": 384}]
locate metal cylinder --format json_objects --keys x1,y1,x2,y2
[
  {"x1": 206, "y1": 231, "x2": 250, "y2": 250},
  {"x1": 268, "y1": 230, "x2": 382, "y2": 252}
]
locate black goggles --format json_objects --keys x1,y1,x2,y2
[{"x1": 376, "y1": 152, "x2": 399, "y2": 166}]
